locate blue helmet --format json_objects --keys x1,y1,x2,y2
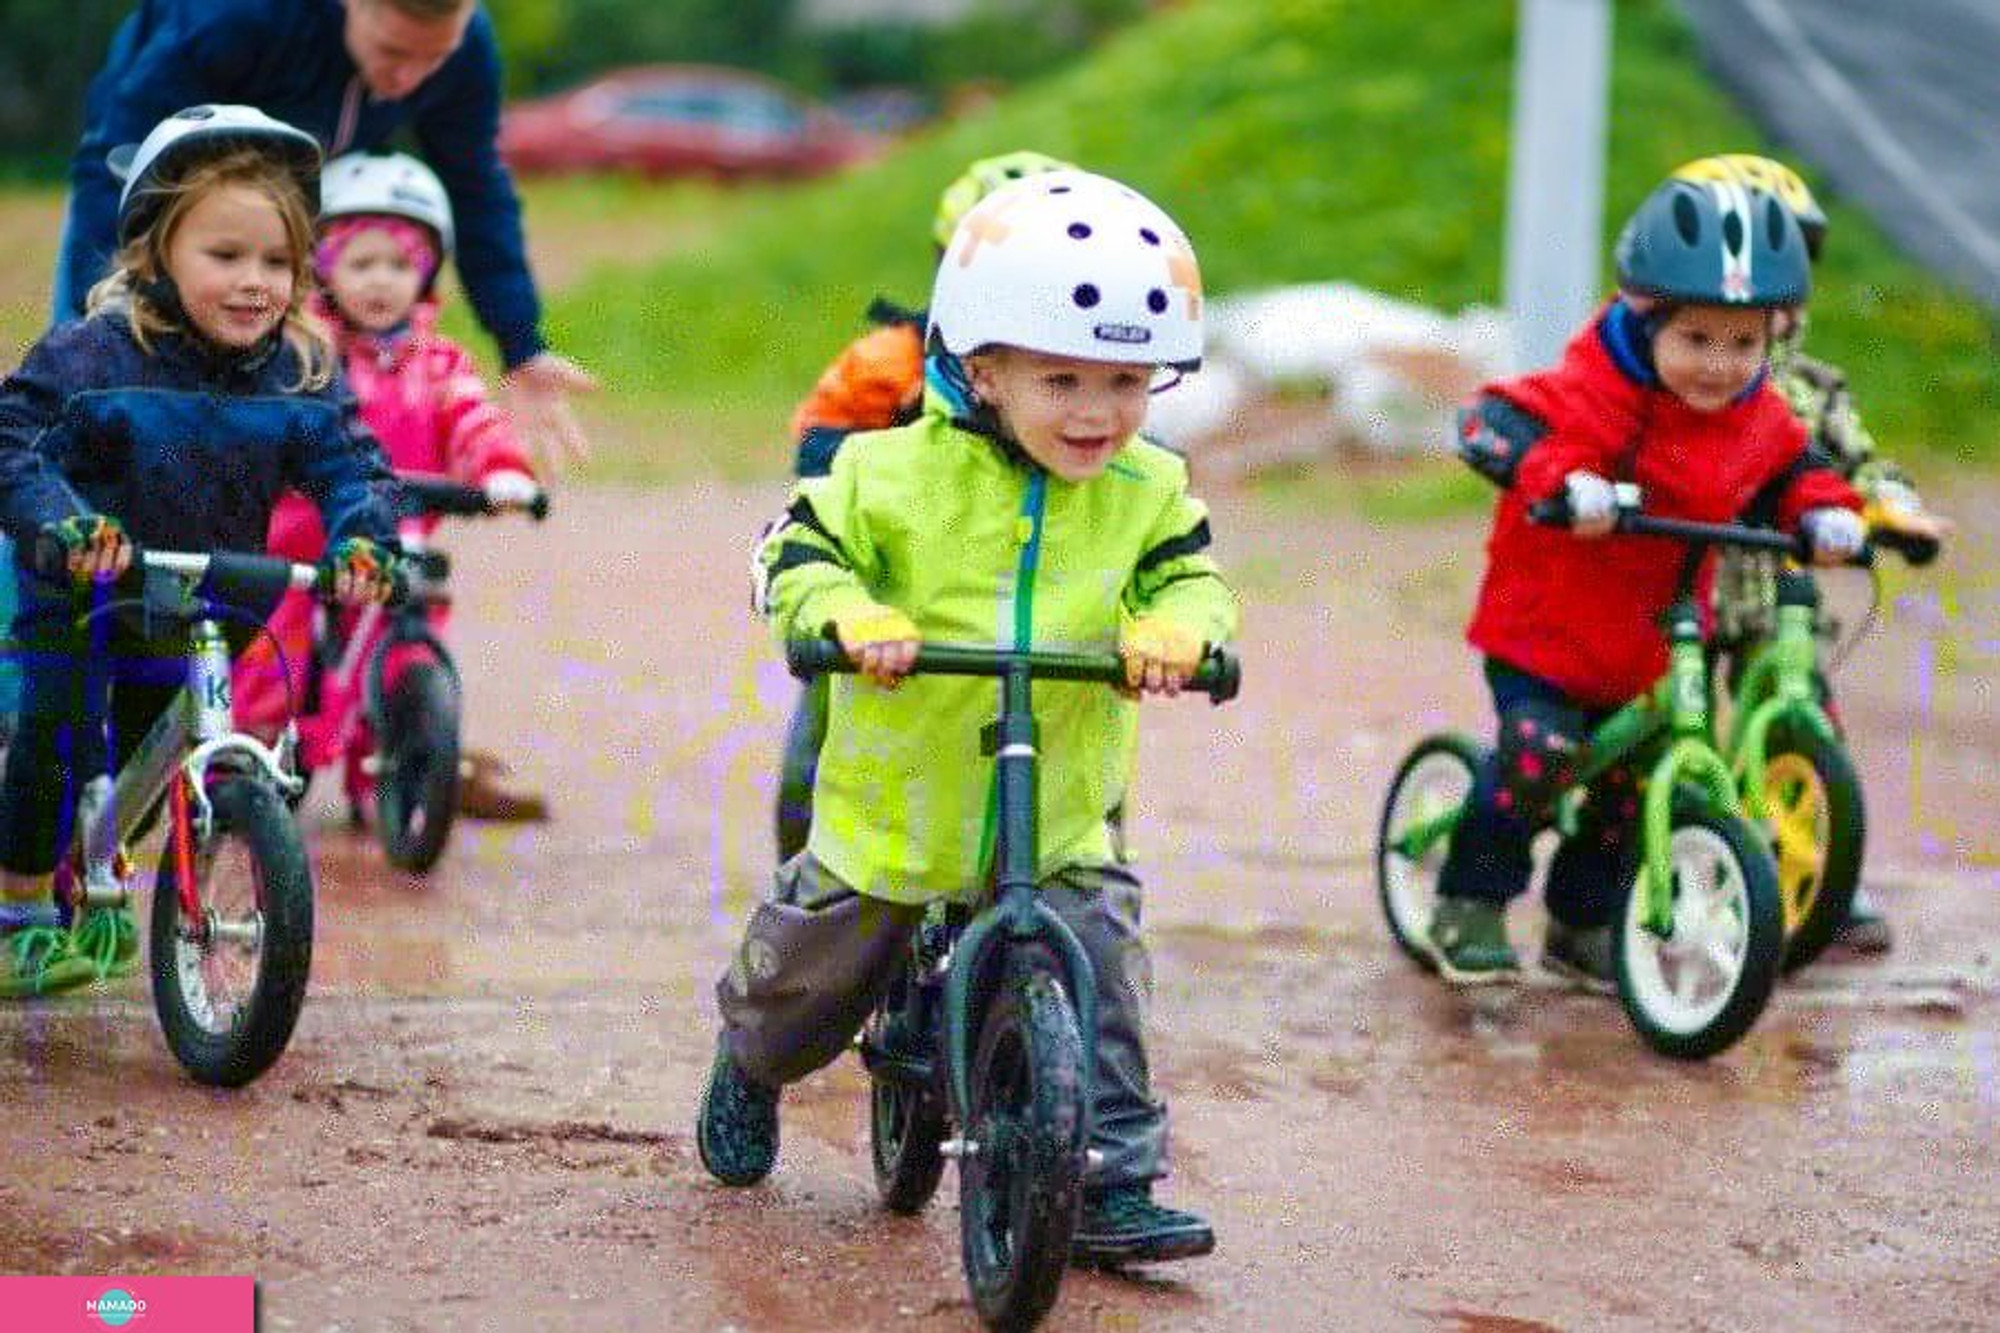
[{"x1": 1614, "y1": 177, "x2": 1810, "y2": 308}]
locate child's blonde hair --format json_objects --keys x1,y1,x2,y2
[{"x1": 86, "y1": 148, "x2": 334, "y2": 390}]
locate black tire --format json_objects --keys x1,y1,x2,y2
[
  {"x1": 867, "y1": 969, "x2": 949, "y2": 1215},
  {"x1": 1377, "y1": 734, "x2": 1485, "y2": 970},
  {"x1": 375, "y1": 661, "x2": 461, "y2": 873},
  {"x1": 1758, "y1": 717, "x2": 1865, "y2": 974},
  {"x1": 150, "y1": 777, "x2": 315, "y2": 1088},
  {"x1": 1615, "y1": 794, "x2": 1783, "y2": 1060},
  {"x1": 959, "y1": 942, "x2": 1086, "y2": 1333}
]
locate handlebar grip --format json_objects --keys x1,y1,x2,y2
[
  {"x1": 527, "y1": 491, "x2": 551, "y2": 522},
  {"x1": 786, "y1": 636, "x2": 850, "y2": 680},
  {"x1": 1191, "y1": 645, "x2": 1241, "y2": 704},
  {"x1": 1872, "y1": 526, "x2": 1940, "y2": 568},
  {"x1": 31, "y1": 530, "x2": 71, "y2": 581},
  {"x1": 1527, "y1": 494, "x2": 1572, "y2": 527}
]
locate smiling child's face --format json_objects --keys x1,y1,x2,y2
[
  {"x1": 163, "y1": 183, "x2": 295, "y2": 350},
  {"x1": 966, "y1": 346, "x2": 1153, "y2": 482}
]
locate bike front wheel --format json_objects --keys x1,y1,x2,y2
[
  {"x1": 375, "y1": 660, "x2": 461, "y2": 873},
  {"x1": 1377, "y1": 734, "x2": 1484, "y2": 970},
  {"x1": 149, "y1": 776, "x2": 315, "y2": 1087},
  {"x1": 1616, "y1": 795, "x2": 1783, "y2": 1060},
  {"x1": 1758, "y1": 718, "x2": 1865, "y2": 974},
  {"x1": 959, "y1": 941, "x2": 1086, "y2": 1332}
]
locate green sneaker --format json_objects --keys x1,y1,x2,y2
[
  {"x1": 1, "y1": 918, "x2": 99, "y2": 998},
  {"x1": 696, "y1": 1041, "x2": 780, "y2": 1187},
  {"x1": 72, "y1": 906, "x2": 140, "y2": 981},
  {"x1": 1541, "y1": 919, "x2": 1616, "y2": 995},
  {"x1": 1424, "y1": 897, "x2": 1520, "y2": 985}
]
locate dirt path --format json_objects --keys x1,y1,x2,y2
[{"x1": 3, "y1": 480, "x2": 1996, "y2": 1332}]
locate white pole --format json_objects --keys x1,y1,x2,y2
[{"x1": 1503, "y1": 0, "x2": 1613, "y2": 371}]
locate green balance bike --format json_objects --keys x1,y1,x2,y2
[
  {"x1": 1714, "y1": 503, "x2": 1938, "y2": 972},
  {"x1": 1378, "y1": 486, "x2": 1842, "y2": 1059},
  {"x1": 787, "y1": 637, "x2": 1239, "y2": 1333}
]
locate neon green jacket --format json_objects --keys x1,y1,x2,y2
[{"x1": 754, "y1": 412, "x2": 1239, "y2": 904}]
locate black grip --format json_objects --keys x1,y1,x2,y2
[
  {"x1": 786, "y1": 636, "x2": 850, "y2": 680},
  {"x1": 30, "y1": 530, "x2": 71, "y2": 581},
  {"x1": 1872, "y1": 526, "x2": 1940, "y2": 568},
  {"x1": 526, "y1": 491, "x2": 551, "y2": 522},
  {"x1": 1527, "y1": 494, "x2": 1572, "y2": 527},
  {"x1": 1192, "y1": 645, "x2": 1241, "y2": 704}
]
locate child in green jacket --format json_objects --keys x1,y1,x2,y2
[{"x1": 701, "y1": 170, "x2": 1238, "y2": 1266}]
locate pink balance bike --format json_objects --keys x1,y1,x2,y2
[{"x1": 281, "y1": 472, "x2": 546, "y2": 872}]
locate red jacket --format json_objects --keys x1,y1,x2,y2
[{"x1": 1466, "y1": 306, "x2": 1860, "y2": 707}]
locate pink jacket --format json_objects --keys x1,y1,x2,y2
[{"x1": 268, "y1": 300, "x2": 534, "y2": 560}]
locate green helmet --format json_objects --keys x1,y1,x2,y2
[{"x1": 931, "y1": 150, "x2": 1073, "y2": 251}]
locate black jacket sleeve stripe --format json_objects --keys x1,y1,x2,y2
[{"x1": 1136, "y1": 518, "x2": 1212, "y2": 574}]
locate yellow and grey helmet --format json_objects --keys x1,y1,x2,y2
[
  {"x1": 931, "y1": 150, "x2": 1073, "y2": 251},
  {"x1": 1671, "y1": 154, "x2": 1828, "y2": 260}
]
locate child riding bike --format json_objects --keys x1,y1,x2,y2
[
  {"x1": 1669, "y1": 153, "x2": 1952, "y2": 956},
  {"x1": 1436, "y1": 174, "x2": 1863, "y2": 989},
  {"x1": 0, "y1": 105, "x2": 399, "y2": 996},
  {"x1": 229, "y1": 150, "x2": 548, "y2": 823},
  {"x1": 704, "y1": 169, "x2": 1238, "y2": 1265},
  {"x1": 775, "y1": 149, "x2": 1072, "y2": 863}
]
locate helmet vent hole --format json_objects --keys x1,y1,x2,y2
[
  {"x1": 1765, "y1": 199, "x2": 1789, "y2": 249},
  {"x1": 1072, "y1": 283, "x2": 1101, "y2": 309},
  {"x1": 1049, "y1": 185, "x2": 1072, "y2": 194},
  {"x1": 1146, "y1": 289, "x2": 1169, "y2": 314},
  {"x1": 1671, "y1": 191, "x2": 1703, "y2": 245},
  {"x1": 1068, "y1": 222, "x2": 1092, "y2": 239},
  {"x1": 1721, "y1": 210, "x2": 1746, "y2": 255},
  {"x1": 1139, "y1": 227, "x2": 1161, "y2": 246}
]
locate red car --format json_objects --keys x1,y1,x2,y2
[{"x1": 499, "y1": 65, "x2": 881, "y2": 180}]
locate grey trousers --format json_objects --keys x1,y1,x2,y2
[{"x1": 716, "y1": 854, "x2": 1168, "y2": 1188}]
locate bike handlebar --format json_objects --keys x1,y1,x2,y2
[
  {"x1": 1525, "y1": 493, "x2": 1937, "y2": 569},
  {"x1": 30, "y1": 540, "x2": 413, "y2": 610},
  {"x1": 395, "y1": 471, "x2": 550, "y2": 522},
  {"x1": 785, "y1": 638, "x2": 1242, "y2": 704}
]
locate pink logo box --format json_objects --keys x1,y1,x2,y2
[{"x1": 0, "y1": 1275, "x2": 253, "y2": 1331}]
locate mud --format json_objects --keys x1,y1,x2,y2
[{"x1": 3, "y1": 479, "x2": 1996, "y2": 1332}]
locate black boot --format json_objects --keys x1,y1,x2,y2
[{"x1": 1072, "y1": 1183, "x2": 1214, "y2": 1266}]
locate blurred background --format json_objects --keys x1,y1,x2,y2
[{"x1": 0, "y1": 0, "x2": 1993, "y2": 494}]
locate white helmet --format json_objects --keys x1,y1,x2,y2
[
  {"x1": 928, "y1": 169, "x2": 1204, "y2": 371},
  {"x1": 320, "y1": 151, "x2": 455, "y2": 260},
  {"x1": 109, "y1": 104, "x2": 321, "y2": 244}
]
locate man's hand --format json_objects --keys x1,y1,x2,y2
[{"x1": 503, "y1": 352, "x2": 598, "y2": 477}]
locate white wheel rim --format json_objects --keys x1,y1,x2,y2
[
  {"x1": 1621, "y1": 823, "x2": 1750, "y2": 1034},
  {"x1": 1384, "y1": 751, "x2": 1474, "y2": 945},
  {"x1": 171, "y1": 835, "x2": 266, "y2": 1036}
]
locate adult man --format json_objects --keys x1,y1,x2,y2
[{"x1": 54, "y1": 0, "x2": 593, "y2": 466}]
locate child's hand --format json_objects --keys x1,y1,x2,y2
[
  {"x1": 481, "y1": 470, "x2": 541, "y2": 512},
  {"x1": 830, "y1": 603, "x2": 920, "y2": 687},
  {"x1": 1800, "y1": 507, "x2": 1867, "y2": 566},
  {"x1": 1121, "y1": 616, "x2": 1205, "y2": 697},
  {"x1": 1562, "y1": 471, "x2": 1618, "y2": 538},
  {"x1": 318, "y1": 537, "x2": 398, "y2": 606},
  {"x1": 41, "y1": 514, "x2": 133, "y2": 584}
]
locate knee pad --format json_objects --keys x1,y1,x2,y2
[{"x1": 1493, "y1": 700, "x2": 1588, "y2": 824}]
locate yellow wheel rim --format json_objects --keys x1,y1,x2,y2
[{"x1": 1763, "y1": 753, "x2": 1830, "y2": 935}]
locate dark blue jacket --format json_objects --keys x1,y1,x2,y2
[
  {"x1": 0, "y1": 312, "x2": 396, "y2": 562},
  {"x1": 60, "y1": 0, "x2": 544, "y2": 369}
]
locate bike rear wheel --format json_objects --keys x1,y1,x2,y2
[
  {"x1": 867, "y1": 967, "x2": 949, "y2": 1215},
  {"x1": 1377, "y1": 734, "x2": 1484, "y2": 970},
  {"x1": 959, "y1": 942, "x2": 1086, "y2": 1332},
  {"x1": 375, "y1": 661, "x2": 461, "y2": 873},
  {"x1": 149, "y1": 776, "x2": 315, "y2": 1087},
  {"x1": 1759, "y1": 718, "x2": 1865, "y2": 974},
  {"x1": 1616, "y1": 794, "x2": 1783, "y2": 1060}
]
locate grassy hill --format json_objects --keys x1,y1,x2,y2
[{"x1": 539, "y1": 0, "x2": 1998, "y2": 483}]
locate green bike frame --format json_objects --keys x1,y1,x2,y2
[{"x1": 1723, "y1": 569, "x2": 1841, "y2": 818}]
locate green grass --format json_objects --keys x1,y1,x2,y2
[{"x1": 544, "y1": 0, "x2": 1998, "y2": 485}]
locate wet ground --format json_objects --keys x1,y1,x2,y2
[{"x1": 3, "y1": 479, "x2": 1996, "y2": 1331}]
